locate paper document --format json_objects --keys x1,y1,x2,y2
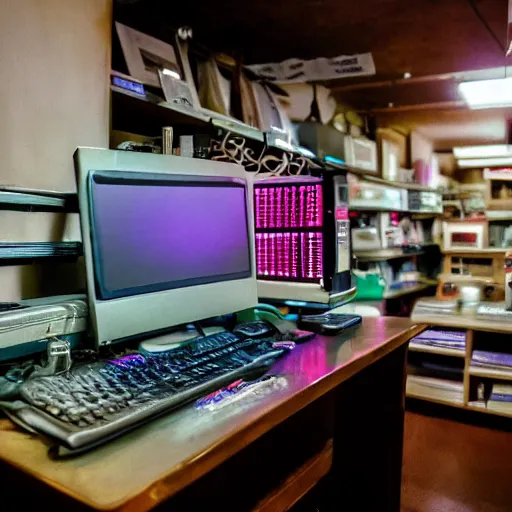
[{"x1": 246, "y1": 52, "x2": 375, "y2": 83}]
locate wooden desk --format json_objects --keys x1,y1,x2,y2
[{"x1": 0, "y1": 318, "x2": 422, "y2": 512}]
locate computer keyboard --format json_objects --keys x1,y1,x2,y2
[{"x1": 4, "y1": 331, "x2": 291, "y2": 454}]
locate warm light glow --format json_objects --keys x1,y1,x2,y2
[
  {"x1": 274, "y1": 138, "x2": 293, "y2": 151},
  {"x1": 162, "y1": 68, "x2": 181, "y2": 80},
  {"x1": 459, "y1": 77, "x2": 512, "y2": 108},
  {"x1": 458, "y1": 157, "x2": 512, "y2": 168},
  {"x1": 453, "y1": 145, "x2": 512, "y2": 159}
]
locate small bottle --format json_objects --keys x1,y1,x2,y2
[{"x1": 505, "y1": 251, "x2": 512, "y2": 310}]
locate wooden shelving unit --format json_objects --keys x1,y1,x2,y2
[
  {"x1": 354, "y1": 173, "x2": 440, "y2": 193},
  {"x1": 411, "y1": 299, "x2": 512, "y2": 334},
  {"x1": 442, "y1": 248, "x2": 509, "y2": 255},
  {"x1": 468, "y1": 365, "x2": 512, "y2": 381},
  {"x1": 406, "y1": 376, "x2": 464, "y2": 406},
  {"x1": 354, "y1": 248, "x2": 425, "y2": 261},
  {"x1": 252, "y1": 439, "x2": 333, "y2": 512},
  {"x1": 408, "y1": 342, "x2": 465, "y2": 358},
  {"x1": 111, "y1": 88, "x2": 210, "y2": 136},
  {"x1": 408, "y1": 299, "x2": 512, "y2": 418},
  {"x1": 384, "y1": 283, "x2": 432, "y2": 299}
]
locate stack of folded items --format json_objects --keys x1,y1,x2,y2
[
  {"x1": 0, "y1": 242, "x2": 82, "y2": 260},
  {"x1": 487, "y1": 382, "x2": 512, "y2": 414},
  {"x1": 413, "y1": 300, "x2": 459, "y2": 316},
  {"x1": 471, "y1": 350, "x2": 512, "y2": 371},
  {"x1": 410, "y1": 329, "x2": 466, "y2": 352},
  {"x1": 407, "y1": 375, "x2": 464, "y2": 403}
]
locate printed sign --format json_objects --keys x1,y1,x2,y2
[{"x1": 246, "y1": 53, "x2": 376, "y2": 84}]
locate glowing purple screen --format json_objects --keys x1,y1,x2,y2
[{"x1": 91, "y1": 181, "x2": 251, "y2": 297}]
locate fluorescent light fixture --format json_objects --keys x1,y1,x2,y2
[
  {"x1": 453, "y1": 145, "x2": 512, "y2": 159},
  {"x1": 458, "y1": 157, "x2": 512, "y2": 168},
  {"x1": 459, "y1": 77, "x2": 512, "y2": 108},
  {"x1": 162, "y1": 68, "x2": 180, "y2": 80}
]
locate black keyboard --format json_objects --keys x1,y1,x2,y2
[{"x1": 4, "y1": 331, "x2": 291, "y2": 455}]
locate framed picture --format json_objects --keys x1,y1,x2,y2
[{"x1": 115, "y1": 22, "x2": 182, "y2": 87}]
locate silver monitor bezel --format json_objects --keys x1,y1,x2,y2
[{"x1": 74, "y1": 148, "x2": 258, "y2": 346}]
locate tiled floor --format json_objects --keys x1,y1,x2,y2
[{"x1": 402, "y1": 409, "x2": 512, "y2": 512}]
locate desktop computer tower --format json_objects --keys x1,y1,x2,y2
[{"x1": 254, "y1": 171, "x2": 356, "y2": 306}]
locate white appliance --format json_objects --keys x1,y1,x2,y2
[
  {"x1": 344, "y1": 136, "x2": 378, "y2": 173},
  {"x1": 348, "y1": 177, "x2": 407, "y2": 211},
  {"x1": 351, "y1": 227, "x2": 381, "y2": 250}
]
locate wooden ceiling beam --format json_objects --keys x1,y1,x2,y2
[
  {"x1": 333, "y1": 66, "x2": 512, "y2": 92},
  {"x1": 365, "y1": 100, "x2": 466, "y2": 114},
  {"x1": 333, "y1": 72, "x2": 457, "y2": 92}
]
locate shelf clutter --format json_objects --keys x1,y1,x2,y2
[
  {"x1": 408, "y1": 298, "x2": 512, "y2": 419},
  {"x1": 107, "y1": 21, "x2": 448, "y2": 315},
  {"x1": 409, "y1": 328, "x2": 466, "y2": 356}
]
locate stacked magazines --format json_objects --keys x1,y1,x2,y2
[
  {"x1": 407, "y1": 375, "x2": 464, "y2": 404},
  {"x1": 471, "y1": 350, "x2": 512, "y2": 371},
  {"x1": 409, "y1": 329, "x2": 466, "y2": 353},
  {"x1": 487, "y1": 383, "x2": 512, "y2": 414},
  {"x1": 412, "y1": 300, "x2": 459, "y2": 317}
]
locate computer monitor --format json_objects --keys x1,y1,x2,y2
[{"x1": 74, "y1": 148, "x2": 257, "y2": 346}]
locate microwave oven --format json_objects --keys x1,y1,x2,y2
[
  {"x1": 253, "y1": 172, "x2": 356, "y2": 305},
  {"x1": 295, "y1": 123, "x2": 378, "y2": 173}
]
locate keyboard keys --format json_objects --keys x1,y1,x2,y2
[{"x1": 19, "y1": 331, "x2": 291, "y2": 436}]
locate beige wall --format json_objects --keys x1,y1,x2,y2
[
  {"x1": 410, "y1": 131, "x2": 433, "y2": 167},
  {"x1": 0, "y1": 0, "x2": 111, "y2": 300}
]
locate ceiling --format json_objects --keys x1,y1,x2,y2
[
  {"x1": 116, "y1": 0, "x2": 512, "y2": 147},
  {"x1": 376, "y1": 106, "x2": 512, "y2": 150}
]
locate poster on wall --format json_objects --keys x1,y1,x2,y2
[{"x1": 246, "y1": 52, "x2": 375, "y2": 84}]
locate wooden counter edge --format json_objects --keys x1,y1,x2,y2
[
  {"x1": 411, "y1": 314, "x2": 512, "y2": 334},
  {"x1": 113, "y1": 322, "x2": 424, "y2": 512}
]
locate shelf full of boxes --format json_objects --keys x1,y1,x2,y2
[
  {"x1": 348, "y1": 170, "x2": 443, "y2": 307},
  {"x1": 109, "y1": 23, "x2": 447, "y2": 310},
  {"x1": 406, "y1": 159, "x2": 512, "y2": 418}
]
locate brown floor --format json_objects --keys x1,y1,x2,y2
[{"x1": 402, "y1": 409, "x2": 512, "y2": 512}]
